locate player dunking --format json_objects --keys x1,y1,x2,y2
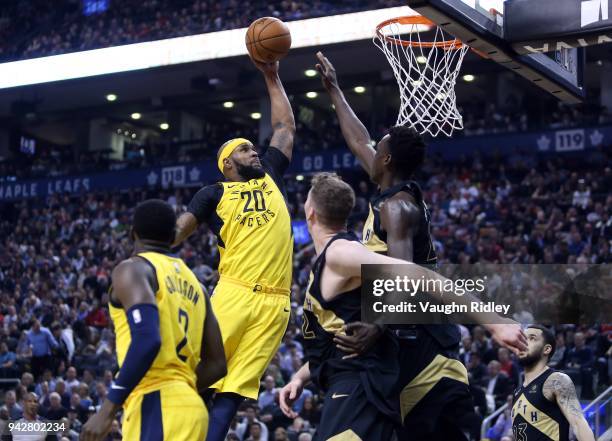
[
  {"x1": 315, "y1": 51, "x2": 527, "y2": 441},
  {"x1": 513, "y1": 325, "x2": 595, "y2": 441},
  {"x1": 81, "y1": 199, "x2": 226, "y2": 441},
  {"x1": 174, "y1": 59, "x2": 295, "y2": 441}
]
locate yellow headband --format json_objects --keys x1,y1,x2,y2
[{"x1": 217, "y1": 138, "x2": 252, "y2": 172}]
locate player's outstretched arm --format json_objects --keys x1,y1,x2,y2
[
  {"x1": 81, "y1": 259, "x2": 162, "y2": 441},
  {"x1": 196, "y1": 290, "x2": 227, "y2": 393},
  {"x1": 316, "y1": 51, "x2": 375, "y2": 176},
  {"x1": 544, "y1": 372, "x2": 596, "y2": 441},
  {"x1": 252, "y1": 59, "x2": 296, "y2": 161},
  {"x1": 327, "y1": 239, "x2": 526, "y2": 351}
]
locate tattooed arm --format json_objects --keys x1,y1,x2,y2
[{"x1": 543, "y1": 372, "x2": 595, "y2": 441}]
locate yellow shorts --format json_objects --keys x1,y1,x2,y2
[
  {"x1": 211, "y1": 277, "x2": 291, "y2": 399},
  {"x1": 122, "y1": 382, "x2": 207, "y2": 441}
]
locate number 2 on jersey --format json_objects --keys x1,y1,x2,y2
[{"x1": 176, "y1": 308, "x2": 189, "y2": 362}]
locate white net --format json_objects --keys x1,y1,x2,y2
[{"x1": 374, "y1": 17, "x2": 469, "y2": 137}]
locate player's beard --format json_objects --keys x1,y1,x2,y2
[
  {"x1": 236, "y1": 162, "x2": 265, "y2": 180},
  {"x1": 518, "y1": 351, "x2": 542, "y2": 368}
]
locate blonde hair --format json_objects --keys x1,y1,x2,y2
[{"x1": 309, "y1": 173, "x2": 355, "y2": 227}]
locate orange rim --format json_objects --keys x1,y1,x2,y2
[{"x1": 376, "y1": 16, "x2": 464, "y2": 50}]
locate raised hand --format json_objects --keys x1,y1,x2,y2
[
  {"x1": 315, "y1": 51, "x2": 339, "y2": 91},
  {"x1": 251, "y1": 58, "x2": 280, "y2": 76}
]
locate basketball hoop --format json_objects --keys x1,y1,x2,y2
[{"x1": 374, "y1": 16, "x2": 470, "y2": 137}]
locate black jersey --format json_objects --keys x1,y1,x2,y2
[
  {"x1": 362, "y1": 181, "x2": 460, "y2": 348},
  {"x1": 302, "y1": 232, "x2": 399, "y2": 417},
  {"x1": 363, "y1": 181, "x2": 437, "y2": 265},
  {"x1": 512, "y1": 369, "x2": 570, "y2": 441}
]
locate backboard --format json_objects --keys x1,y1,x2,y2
[{"x1": 406, "y1": 0, "x2": 585, "y2": 103}]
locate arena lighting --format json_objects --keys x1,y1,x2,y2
[
  {"x1": 131, "y1": 112, "x2": 141, "y2": 120},
  {"x1": 250, "y1": 112, "x2": 261, "y2": 120},
  {"x1": 416, "y1": 56, "x2": 427, "y2": 64},
  {"x1": 354, "y1": 86, "x2": 366, "y2": 93},
  {"x1": 159, "y1": 122, "x2": 169, "y2": 130},
  {"x1": 462, "y1": 74, "x2": 475, "y2": 82},
  {"x1": 131, "y1": 133, "x2": 137, "y2": 139},
  {"x1": 105, "y1": 93, "x2": 117, "y2": 101},
  {"x1": 304, "y1": 69, "x2": 317, "y2": 77},
  {"x1": 0, "y1": 7, "x2": 418, "y2": 89},
  {"x1": 306, "y1": 91, "x2": 318, "y2": 99},
  {"x1": 296, "y1": 175, "x2": 305, "y2": 181},
  {"x1": 223, "y1": 101, "x2": 234, "y2": 108}
]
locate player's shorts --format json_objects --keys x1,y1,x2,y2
[
  {"x1": 395, "y1": 328, "x2": 474, "y2": 441},
  {"x1": 314, "y1": 373, "x2": 397, "y2": 441},
  {"x1": 210, "y1": 276, "x2": 291, "y2": 399},
  {"x1": 122, "y1": 382, "x2": 207, "y2": 441}
]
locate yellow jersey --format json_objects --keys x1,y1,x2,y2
[
  {"x1": 187, "y1": 147, "x2": 293, "y2": 291},
  {"x1": 109, "y1": 252, "x2": 206, "y2": 398}
]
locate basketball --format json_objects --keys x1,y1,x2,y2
[{"x1": 245, "y1": 17, "x2": 291, "y2": 63}]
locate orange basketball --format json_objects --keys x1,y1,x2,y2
[{"x1": 245, "y1": 17, "x2": 291, "y2": 63}]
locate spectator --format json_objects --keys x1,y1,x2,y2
[
  {"x1": 298, "y1": 396, "x2": 321, "y2": 426},
  {"x1": 286, "y1": 417, "x2": 306, "y2": 441},
  {"x1": 246, "y1": 421, "x2": 264, "y2": 441},
  {"x1": 54, "y1": 380, "x2": 72, "y2": 409},
  {"x1": 94, "y1": 383, "x2": 107, "y2": 408},
  {"x1": 0, "y1": 341, "x2": 18, "y2": 378},
  {"x1": 549, "y1": 332, "x2": 568, "y2": 369},
  {"x1": 274, "y1": 426, "x2": 290, "y2": 441},
  {"x1": 69, "y1": 392, "x2": 87, "y2": 423},
  {"x1": 472, "y1": 326, "x2": 492, "y2": 360},
  {"x1": 44, "y1": 392, "x2": 68, "y2": 420},
  {"x1": 104, "y1": 419, "x2": 122, "y2": 441},
  {"x1": 236, "y1": 405, "x2": 269, "y2": 441},
  {"x1": 566, "y1": 332, "x2": 595, "y2": 398},
  {"x1": 4, "y1": 390, "x2": 23, "y2": 420},
  {"x1": 64, "y1": 367, "x2": 80, "y2": 394},
  {"x1": 21, "y1": 372, "x2": 35, "y2": 393},
  {"x1": 467, "y1": 352, "x2": 487, "y2": 388},
  {"x1": 497, "y1": 348, "x2": 519, "y2": 389},
  {"x1": 65, "y1": 409, "x2": 83, "y2": 437},
  {"x1": 27, "y1": 320, "x2": 59, "y2": 379},
  {"x1": 50, "y1": 323, "x2": 70, "y2": 366},
  {"x1": 77, "y1": 383, "x2": 93, "y2": 411},
  {"x1": 84, "y1": 300, "x2": 109, "y2": 329},
  {"x1": 485, "y1": 360, "x2": 512, "y2": 412},
  {"x1": 37, "y1": 381, "x2": 51, "y2": 409},
  {"x1": 572, "y1": 179, "x2": 591, "y2": 209},
  {"x1": 16, "y1": 332, "x2": 33, "y2": 367},
  {"x1": 459, "y1": 336, "x2": 473, "y2": 366},
  {"x1": 259, "y1": 375, "x2": 278, "y2": 410}
]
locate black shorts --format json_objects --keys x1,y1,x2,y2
[
  {"x1": 394, "y1": 328, "x2": 476, "y2": 441},
  {"x1": 314, "y1": 374, "x2": 396, "y2": 441}
]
